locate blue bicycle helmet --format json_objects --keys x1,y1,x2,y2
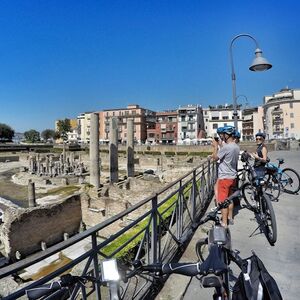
[
  {"x1": 233, "y1": 130, "x2": 241, "y2": 139},
  {"x1": 217, "y1": 127, "x2": 225, "y2": 134},
  {"x1": 222, "y1": 125, "x2": 236, "y2": 135},
  {"x1": 255, "y1": 132, "x2": 266, "y2": 139}
]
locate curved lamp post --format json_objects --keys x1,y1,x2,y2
[
  {"x1": 230, "y1": 33, "x2": 272, "y2": 129},
  {"x1": 236, "y1": 94, "x2": 249, "y2": 108}
]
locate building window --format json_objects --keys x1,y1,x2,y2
[
  {"x1": 181, "y1": 116, "x2": 186, "y2": 121},
  {"x1": 132, "y1": 110, "x2": 136, "y2": 115},
  {"x1": 213, "y1": 124, "x2": 218, "y2": 129},
  {"x1": 204, "y1": 111, "x2": 207, "y2": 115},
  {"x1": 222, "y1": 116, "x2": 229, "y2": 120},
  {"x1": 212, "y1": 117, "x2": 219, "y2": 120},
  {"x1": 290, "y1": 113, "x2": 294, "y2": 118},
  {"x1": 290, "y1": 102, "x2": 293, "y2": 109},
  {"x1": 125, "y1": 111, "x2": 129, "y2": 115},
  {"x1": 291, "y1": 123, "x2": 295, "y2": 129}
]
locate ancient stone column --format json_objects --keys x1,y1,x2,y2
[
  {"x1": 89, "y1": 113, "x2": 100, "y2": 189},
  {"x1": 109, "y1": 117, "x2": 119, "y2": 183},
  {"x1": 28, "y1": 180, "x2": 36, "y2": 207},
  {"x1": 127, "y1": 118, "x2": 135, "y2": 177}
]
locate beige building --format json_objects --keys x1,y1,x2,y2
[
  {"x1": 99, "y1": 104, "x2": 156, "y2": 144},
  {"x1": 242, "y1": 106, "x2": 264, "y2": 141},
  {"x1": 264, "y1": 88, "x2": 300, "y2": 140}
]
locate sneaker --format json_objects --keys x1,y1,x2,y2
[{"x1": 228, "y1": 219, "x2": 234, "y2": 225}]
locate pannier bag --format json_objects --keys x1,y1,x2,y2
[{"x1": 232, "y1": 253, "x2": 282, "y2": 300}]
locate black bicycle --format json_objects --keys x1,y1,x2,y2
[
  {"x1": 194, "y1": 190, "x2": 240, "y2": 299},
  {"x1": 240, "y1": 151, "x2": 277, "y2": 246}
]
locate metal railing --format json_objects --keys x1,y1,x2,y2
[{"x1": 0, "y1": 159, "x2": 217, "y2": 299}]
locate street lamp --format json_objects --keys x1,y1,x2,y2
[
  {"x1": 230, "y1": 33, "x2": 272, "y2": 129},
  {"x1": 237, "y1": 94, "x2": 248, "y2": 106}
]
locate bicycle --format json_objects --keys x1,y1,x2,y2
[
  {"x1": 25, "y1": 192, "x2": 240, "y2": 300},
  {"x1": 264, "y1": 158, "x2": 300, "y2": 200},
  {"x1": 194, "y1": 190, "x2": 240, "y2": 299},
  {"x1": 240, "y1": 151, "x2": 277, "y2": 246}
]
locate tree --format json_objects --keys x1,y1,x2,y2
[
  {"x1": 24, "y1": 129, "x2": 40, "y2": 143},
  {"x1": 41, "y1": 129, "x2": 56, "y2": 142},
  {"x1": 0, "y1": 123, "x2": 14, "y2": 142},
  {"x1": 56, "y1": 119, "x2": 71, "y2": 141}
]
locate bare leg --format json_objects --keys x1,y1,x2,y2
[
  {"x1": 221, "y1": 208, "x2": 228, "y2": 227},
  {"x1": 228, "y1": 203, "x2": 234, "y2": 220}
]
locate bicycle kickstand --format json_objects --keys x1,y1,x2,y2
[{"x1": 249, "y1": 223, "x2": 262, "y2": 238}]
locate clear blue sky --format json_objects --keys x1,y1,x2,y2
[{"x1": 0, "y1": 0, "x2": 299, "y2": 132}]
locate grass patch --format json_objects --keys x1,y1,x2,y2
[{"x1": 46, "y1": 185, "x2": 80, "y2": 197}]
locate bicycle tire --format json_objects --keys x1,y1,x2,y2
[
  {"x1": 281, "y1": 168, "x2": 300, "y2": 194},
  {"x1": 261, "y1": 193, "x2": 277, "y2": 245},
  {"x1": 241, "y1": 182, "x2": 257, "y2": 210},
  {"x1": 195, "y1": 238, "x2": 209, "y2": 262},
  {"x1": 264, "y1": 174, "x2": 281, "y2": 201}
]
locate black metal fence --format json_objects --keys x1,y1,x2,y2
[{"x1": 0, "y1": 159, "x2": 217, "y2": 299}]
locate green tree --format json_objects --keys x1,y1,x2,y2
[
  {"x1": 0, "y1": 123, "x2": 14, "y2": 142},
  {"x1": 41, "y1": 129, "x2": 56, "y2": 142},
  {"x1": 24, "y1": 129, "x2": 40, "y2": 143},
  {"x1": 56, "y1": 119, "x2": 71, "y2": 141}
]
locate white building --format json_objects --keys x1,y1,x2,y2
[
  {"x1": 203, "y1": 105, "x2": 243, "y2": 138},
  {"x1": 177, "y1": 104, "x2": 205, "y2": 144},
  {"x1": 77, "y1": 112, "x2": 92, "y2": 144},
  {"x1": 264, "y1": 87, "x2": 300, "y2": 140}
]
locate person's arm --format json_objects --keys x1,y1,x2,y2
[
  {"x1": 211, "y1": 139, "x2": 219, "y2": 161},
  {"x1": 252, "y1": 146, "x2": 268, "y2": 163}
]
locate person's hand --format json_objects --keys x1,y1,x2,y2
[
  {"x1": 212, "y1": 139, "x2": 219, "y2": 148},
  {"x1": 251, "y1": 152, "x2": 259, "y2": 159}
]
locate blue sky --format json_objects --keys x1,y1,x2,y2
[{"x1": 0, "y1": 0, "x2": 299, "y2": 132}]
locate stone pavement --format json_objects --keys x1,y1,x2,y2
[{"x1": 156, "y1": 150, "x2": 300, "y2": 300}]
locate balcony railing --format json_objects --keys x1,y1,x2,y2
[{"x1": 0, "y1": 160, "x2": 216, "y2": 300}]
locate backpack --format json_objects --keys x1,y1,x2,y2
[{"x1": 232, "y1": 253, "x2": 283, "y2": 300}]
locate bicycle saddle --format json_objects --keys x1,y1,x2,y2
[
  {"x1": 277, "y1": 158, "x2": 284, "y2": 164},
  {"x1": 199, "y1": 244, "x2": 228, "y2": 276}
]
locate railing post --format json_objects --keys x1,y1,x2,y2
[
  {"x1": 207, "y1": 159, "x2": 211, "y2": 188},
  {"x1": 92, "y1": 232, "x2": 101, "y2": 300},
  {"x1": 191, "y1": 169, "x2": 196, "y2": 222},
  {"x1": 150, "y1": 194, "x2": 158, "y2": 263}
]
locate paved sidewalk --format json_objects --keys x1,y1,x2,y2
[{"x1": 157, "y1": 150, "x2": 300, "y2": 300}]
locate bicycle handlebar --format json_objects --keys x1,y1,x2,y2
[{"x1": 25, "y1": 274, "x2": 98, "y2": 300}]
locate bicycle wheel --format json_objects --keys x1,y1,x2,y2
[
  {"x1": 261, "y1": 193, "x2": 277, "y2": 245},
  {"x1": 242, "y1": 182, "x2": 257, "y2": 210},
  {"x1": 195, "y1": 238, "x2": 209, "y2": 262},
  {"x1": 264, "y1": 174, "x2": 281, "y2": 201},
  {"x1": 281, "y1": 168, "x2": 300, "y2": 194}
]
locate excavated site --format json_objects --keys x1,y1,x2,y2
[{"x1": 0, "y1": 149, "x2": 206, "y2": 266}]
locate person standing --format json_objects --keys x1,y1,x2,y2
[
  {"x1": 211, "y1": 126, "x2": 240, "y2": 226},
  {"x1": 252, "y1": 132, "x2": 268, "y2": 178}
]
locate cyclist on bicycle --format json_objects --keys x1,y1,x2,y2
[
  {"x1": 252, "y1": 132, "x2": 268, "y2": 178},
  {"x1": 211, "y1": 126, "x2": 240, "y2": 226}
]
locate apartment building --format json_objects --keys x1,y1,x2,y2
[
  {"x1": 242, "y1": 106, "x2": 264, "y2": 141},
  {"x1": 99, "y1": 104, "x2": 156, "y2": 144},
  {"x1": 147, "y1": 110, "x2": 178, "y2": 144},
  {"x1": 77, "y1": 112, "x2": 92, "y2": 143},
  {"x1": 203, "y1": 105, "x2": 242, "y2": 138},
  {"x1": 264, "y1": 87, "x2": 300, "y2": 140},
  {"x1": 177, "y1": 104, "x2": 205, "y2": 143}
]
